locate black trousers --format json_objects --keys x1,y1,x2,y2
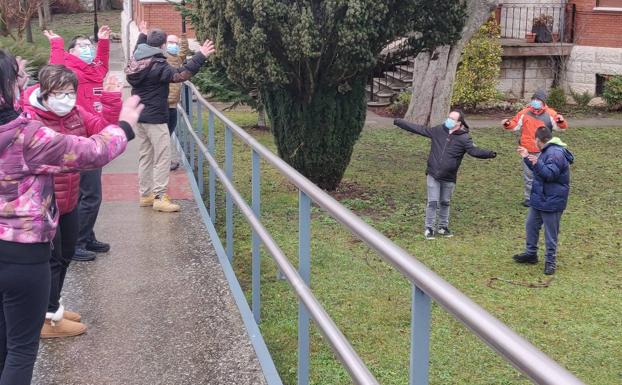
[
  {"x1": 49, "y1": 208, "x2": 79, "y2": 313},
  {"x1": 0, "y1": 260, "x2": 50, "y2": 385},
  {"x1": 168, "y1": 108, "x2": 178, "y2": 136},
  {"x1": 77, "y1": 168, "x2": 103, "y2": 248}
]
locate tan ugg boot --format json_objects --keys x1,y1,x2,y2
[
  {"x1": 64, "y1": 310, "x2": 81, "y2": 322},
  {"x1": 140, "y1": 193, "x2": 155, "y2": 207},
  {"x1": 153, "y1": 194, "x2": 180, "y2": 212},
  {"x1": 41, "y1": 306, "x2": 87, "y2": 339}
]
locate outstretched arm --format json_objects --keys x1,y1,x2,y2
[{"x1": 393, "y1": 118, "x2": 434, "y2": 138}]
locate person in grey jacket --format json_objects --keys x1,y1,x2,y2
[{"x1": 394, "y1": 110, "x2": 497, "y2": 239}]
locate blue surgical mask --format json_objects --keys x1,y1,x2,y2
[
  {"x1": 166, "y1": 44, "x2": 179, "y2": 55},
  {"x1": 79, "y1": 46, "x2": 95, "y2": 64},
  {"x1": 444, "y1": 118, "x2": 457, "y2": 129},
  {"x1": 531, "y1": 100, "x2": 543, "y2": 110}
]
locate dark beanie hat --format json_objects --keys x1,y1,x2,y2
[
  {"x1": 532, "y1": 90, "x2": 548, "y2": 102},
  {"x1": 450, "y1": 109, "x2": 469, "y2": 129},
  {"x1": 146, "y1": 29, "x2": 167, "y2": 47}
]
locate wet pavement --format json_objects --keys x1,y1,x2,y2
[{"x1": 31, "y1": 42, "x2": 268, "y2": 385}]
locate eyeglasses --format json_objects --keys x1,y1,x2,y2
[
  {"x1": 167, "y1": 41, "x2": 179, "y2": 45},
  {"x1": 76, "y1": 42, "x2": 93, "y2": 49},
  {"x1": 50, "y1": 91, "x2": 77, "y2": 100}
]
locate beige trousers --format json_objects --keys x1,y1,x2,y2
[{"x1": 136, "y1": 123, "x2": 171, "y2": 197}]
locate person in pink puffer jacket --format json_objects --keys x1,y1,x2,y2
[
  {"x1": 0, "y1": 49, "x2": 142, "y2": 385},
  {"x1": 21, "y1": 64, "x2": 123, "y2": 339}
]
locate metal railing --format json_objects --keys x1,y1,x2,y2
[
  {"x1": 175, "y1": 81, "x2": 586, "y2": 385},
  {"x1": 497, "y1": 3, "x2": 575, "y2": 43}
]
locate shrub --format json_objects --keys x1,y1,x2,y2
[
  {"x1": 452, "y1": 19, "x2": 503, "y2": 110},
  {"x1": 0, "y1": 39, "x2": 48, "y2": 79},
  {"x1": 546, "y1": 87, "x2": 566, "y2": 111},
  {"x1": 192, "y1": 62, "x2": 256, "y2": 109},
  {"x1": 602, "y1": 75, "x2": 622, "y2": 111},
  {"x1": 388, "y1": 91, "x2": 411, "y2": 116},
  {"x1": 51, "y1": 0, "x2": 83, "y2": 14},
  {"x1": 569, "y1": 89, "x2": 592, "y2": 108}
]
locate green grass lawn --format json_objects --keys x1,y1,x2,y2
[
  {"x1": 0, "y1": 11, "x2": 122, "y2": 70},
  {"x1": 192, "y1": 111, "x2": 621, "y2": 385}
]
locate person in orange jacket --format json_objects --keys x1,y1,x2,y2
[{"x1": 502, "y1": 90, "x2": 568, "y2": 206}]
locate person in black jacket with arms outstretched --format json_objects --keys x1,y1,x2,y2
[{"x1": 394, "y1": 110, "x2": 497, "y2": 239}]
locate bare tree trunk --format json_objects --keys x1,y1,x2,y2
[
  {"x1": 98, "y1": 0, "x2": 112, "y2": 11},
  {"x1": 25, "y1": 17, "x2": 32, "y2": 42},
  {"x1": 405, "y1": 0, "x2": 500, "y2": 126},
  {"x1": 257, "y1": 103, "x2": 267, "y2": 128},
  {"x1": 38, "y1": 5, "x2": 45, "y2": 28},
  {"x1": 42, "y1": 0, "x2": 52, "y2": 24}
]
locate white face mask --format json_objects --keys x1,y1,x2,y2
[{"x1": 47, "y1": 95, "x2": 76, "y2": 116}]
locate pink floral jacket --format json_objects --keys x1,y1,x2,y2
[{"x1": 0, "y1": 114, "x2": 128, "y2": 244}]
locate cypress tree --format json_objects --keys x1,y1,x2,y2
[{"x1": 186, "y1": 0, "x2": 465, "y2": 190}]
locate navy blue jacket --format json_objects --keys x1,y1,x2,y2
[{"x1": 525, "y1": 138, "x2": 574, "y2": 212}]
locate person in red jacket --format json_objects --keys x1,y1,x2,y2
[
  {"x1": 44, "y1": 27, "x2": 112, "y2": 261},
  {"x1": 502, "y1": 90, "x2": 568, "y2": 207},
  {"x1": 21, "y1": 65, "x2": 122, "y2": 339}
]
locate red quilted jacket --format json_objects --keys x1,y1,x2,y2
[
  {"x1": 21, "y1": 85, "x2": 121, "y2": 214},
  {"x1": 48, "y1": 37, "x2": 110, "y2": 115}
]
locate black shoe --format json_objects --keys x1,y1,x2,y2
[
  {"x1": 424, "y1": 227, "x2": 435, "y2": 240},
  {"x1": 72, "y1": 248, "x2": 96, "y2": 262},
  {"x1": 522, "y1": 200, "x2": 530, "y2": 207},
  {"x1": 437, "y1": 227, "x2": 454, "y2": 237},
  {"x1": 85, "y1": 240, "x2": 110, "y2": 253},
  {"x1": 513, "y1": 252, "x2": 538, "y2": 264},
  {"x1": 544, "y1": 262, "x2": 556, "y2": 275}
]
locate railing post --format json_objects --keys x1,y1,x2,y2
[
  {"x1": 208, "y1": 111, "x2": 216, "y2": 223},
  {"x1": 409, "y1": 285, "x2": 431, "y2": 385},
  {"x1": 298, "y1": 191, "x2": 311, "y2": 385},
  {"x1": 251, "y1": 150, "x2": 261, "y2": 323},
  {"x1": 225, "y1": 125, "x2": 234, "y2": 262},
  {"x1": 196, "y1": 103, "x2": 204, "y2": 197}
]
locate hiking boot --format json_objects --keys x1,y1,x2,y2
[
  {"x1": 522, "y1": 199, "x2": 530, "y2": 207},
  {"x1": 40, "y1": 319, "x2": 87, "y2": 339},
  {"x1": 72, "y1": 248, "x2": 96, "y2": 262},
  {"x1": 153, "y1": 194, "x2": 180, "y2": 212},
  {"x1": 139, "y1": 193, "x2": 155, "y2": 207},
  {"x1": 424, "y1": 227, "x2": 435, "y2": 240},
  {"x1": 170, "y1": 160, "x2": 180, "y2": 171},
  {"x1": 437, "y1": 227, "x2": 453, "y2": 237},
  {"x1": 85, "y1": 239, "x2": 110, "y2": 253},
  {"x1": 64, "y1": 310, "x2": 82, "y2": 322},
  {"x1": 544, "y1": 262, "x2": 556, "y2": 275},
  {"x1": 513, "y1": 252, "x2": 538, "y2": 264}
]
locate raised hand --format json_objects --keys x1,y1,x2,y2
[
  {"x1": 43, "y1": 29, "x2": 61, "y2": 41},
  {"x1": 98, "y1": 25, "x2": 111, "y2": 40},
  {"x1": 556, "y1": 114, "x2": 565, "y2": 123},
  {"x1": 139, "y1": 21, "x2": 148, "y2": 35},
  {"x1": 199, "y1": 39, "x2": 216, "y2": 57},
  {"x1": 502, "y1": 118, "x2": 510, "y2": 127},
  {"x1": 119, "y1": 95, "x2": 144, "y2": 128},
  {"x1": 103, "y1": 75, "x2": 123, "y2": 92}
]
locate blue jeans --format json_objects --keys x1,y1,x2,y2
[
  {"x1": 425, "y1": 175, "x2": 456, "y2": 229},
  {"x1": 525, "y1": 207, "x2": 563, "y2": 265},
  {"x1": 0, "y1": 261, "x2": 50, "y2": 385}
]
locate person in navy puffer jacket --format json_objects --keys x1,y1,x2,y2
[{"x1": 513, "y1": 126, "x2": 574, "y2": 275}]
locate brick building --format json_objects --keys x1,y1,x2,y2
[
  {"x1": 563, "y1": 0, "x2": 622, "y2": 95},
  {"x1": 121, "y1": 0, "x2": 196, "y2": 61},
  {"x1": 497, "y1": 0, "x2": 622, "y2": 100}
]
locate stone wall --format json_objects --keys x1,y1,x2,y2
[
  {"x1": 563, "y1": 46, "x2": 622, "y2": 94},
  {"x1": 497, "y1": 57, "x2": 555, "y2": 100}
]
